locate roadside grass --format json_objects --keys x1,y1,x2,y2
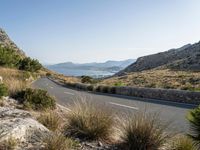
[
  {"x1": 117, "y1": 111, "x2": 170, "y2": 150},
  {"x1": 164, "y1": 135, "x2": 196, "y2": 150},
  {"x1": 0, "y1": 67, "x2": 29, "y2": 96},
  {"x1": 64, "y1": 99, "x2": 114, "y2": 141},
  {"x1": 43, "y1": 132, "x2": 76, "y2": 150},
  {"x1": 37, "y1": 110, "x2": 62, "y2": 131}
]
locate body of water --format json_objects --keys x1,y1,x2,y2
[{"x1": 50, "y1": 68, "x2": 114, "y2": 78}]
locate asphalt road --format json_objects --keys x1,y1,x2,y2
[{"x1": 33, "y1": 77, "x2": 197, "y2": 133}]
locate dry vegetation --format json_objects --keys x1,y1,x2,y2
[
  {"x1": 64, "y1": 100, "x2": 115, "y2": 142},
  {"x1": 117, "y1": 112, "x2": 169, "y2": 150},
  {"x1": 43, "y1": 132, "x2": 75, "y2": 150},
  {"x1": 102, "y1": 69, "x2": 200, "y2": 91},
  {"x1": 0, "y1": 67, "x2": 31, "y2": 95}
]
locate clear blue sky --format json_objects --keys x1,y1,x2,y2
[{"x1": 1, "y1": 0, "x2": 200, "y2": 64}]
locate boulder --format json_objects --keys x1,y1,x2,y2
[{"x1": 0, "y1": 107, "x2": 50, "y2": 149}]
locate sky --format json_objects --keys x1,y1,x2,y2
[{"x1": 0, "y1": 0, "x2": 200, "y2": 64}]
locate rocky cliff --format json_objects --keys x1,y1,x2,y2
[
  {"x1": 117, "y1": 42, "x2": 200, "y2": 75},
  {"x1": 0, "y1": 28, "x2": 25, "y2": 56}
]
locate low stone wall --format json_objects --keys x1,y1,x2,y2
[
  {"x1": 50, "y1": 77, "x2": 200, "y2": 105},
  {"x1": 115, "y1": 87, "x2": 200, "y2": 105}
]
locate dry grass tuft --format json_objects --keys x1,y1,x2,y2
[
  {"x1": 117, "y1": 112, "x2": 170, "y2": 150},
  {"x1": 43, "y1": 132, "x2": 75, "y2": 150},
  {"x1": 0, "y1": 67, "x2": 29, "y2": 96},
  {"x1": 164, "y1": 135, "x2": 196, "y2": 150},
  {"x1": 37, "y1": 110, "x2": 62, "y2": 131},
  {"x1": 64, "y1": 98, "x2": 114, "y2": 141}
]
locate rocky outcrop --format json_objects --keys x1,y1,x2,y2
[
  {"x1": 0, "y1": 28, "x2": 25, "y2": 56},
  {"x1": 117, "y1": 42, "x2": 200, "y2": 75},
  {"x1": 0, "y1": 107, "x2": 49, "y2": 149}
]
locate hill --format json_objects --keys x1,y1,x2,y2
[
  {"x1": 0, "y1": 28, "x2": 25, "y2": 57},
  {"x1": 117, "y1": 42, "x2": 200, "y2": 76}
]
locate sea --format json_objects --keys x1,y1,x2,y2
[{"x1": 50, "y1": 68, "x2": 114, "y2": 78}]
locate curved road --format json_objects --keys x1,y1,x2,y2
[{"x1": 33, "y1": 77, "x2": 196, "y2": 133}]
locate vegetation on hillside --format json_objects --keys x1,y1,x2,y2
[
  {"x1": 0, "y1": 45, "x2": 42, "y2": 72},
  {"x1": 0, "y1": 67, "x2": 30, "y2": 95},
  {"x1": 102, "y1": 69, "x2": 200, "y2": 91}
]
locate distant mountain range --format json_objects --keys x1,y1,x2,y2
[
  {"x1": 117, "y1": 41, "x2": 200, "y2": 76},
  {"x1": 46, "y1": 59, "x2": 135, "y2": 76}
]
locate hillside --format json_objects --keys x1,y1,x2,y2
[
  {"x1": 0, "y1": 28, "x2": 25, "y2": 57},
  {"x1": 117, "y1": 42, "x2": 200, "y2": 75}
]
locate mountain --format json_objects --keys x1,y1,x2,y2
[
  {"x1": 0, "y1": 28, "x2": 25, "y2": 56},
  {"x1": 117, "y1": 42, "x2": 200, "y2": 76},
  {"x1": 46, "y1": 59, "x2": 135, "y2": 76}
]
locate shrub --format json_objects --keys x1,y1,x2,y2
[
  {"x1": 64, "y1": 100, "x2": 114, "y2": 141},
  {"x1": 187, "y1": 106, "x2": 200, "y2": 148},
  {"x1": 81, "y1": 76, "x2": 93, "y2": 84},
  {"x1": 0, "y1": 83, "x2": 8, "y2": 98},
  {"x1": 114, "y1": 81, "x2": 125, "y2": 87},
  {"x1": 14, "y1": 88, "x2": 56, "y2": 110},
  {"x1": 37, "y1": 111, "x2": 61, "y2": 131},
  {"x1": 46, "y1": 72, "x2": 52, "y2": 77},
  {"x1": 0, "y1": 45, "x2": 21, "y2": 68},
  {"x1": 43, "y1": 132, "x2": 75, "y2": 150},
  {"x1": 86, "y1": 85, "x2": 94, "y2": 91},
  {"x1": 19, "y1": 57, "x2": 42, "y2": 72},
  {"x1": 165, "y1": 135, "x2": 195, "y2": 150},
  {"x1": 118, "y1": 112, "x2": 169, "y2": 150}
]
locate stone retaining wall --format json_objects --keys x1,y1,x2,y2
[{"x1": 50, "y1": 77, "x2": 200, "y2": 105}]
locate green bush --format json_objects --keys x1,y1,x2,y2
[
  {"x1": 187, "y1": 106, "x2": 200, "y2": 148},
  {"x1": 15, "y1": 88, "x2": 56, "y2": 110},
  {"x1": 19, "y1": 57, "x2": 42, "y2": 72},
  {"x1": 0, "y1": 83, "x2": 8, "y2": 98},
  {"x1": 81, "y1": 76, "x2": 93, "y2": 84},
  {"x1": 86, "y1": 85, "x2": 94, "y2": 91},
  {"x1": 0, "y1": 45, "x2": 42, "y2": 72},
  {"x1": 0, "y1": 45, "x2": 21, "y2": 68},
  {"x1": 114, "y1": 81, "x2": 125, "y2": 87},
  {"x1": 46, "y1": 72, "x2": 52, "y2": 77}
]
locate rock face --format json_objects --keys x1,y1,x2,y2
[
  {"x1": 0, "y1": 107, "x2": 49, "y2": 149},
  {"x1": 0, "y1": 28, "x2": 25, "y2": 56},
  {"x1": 117, "y1": 42, "x2": 200, "y2": 75}
]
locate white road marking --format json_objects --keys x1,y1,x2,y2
[
  {"x1": 109, "y1": 102, "x2": 139, "y2": 110},
  {"x1": 64, "y1": 91, "x2": 75, "y2": 95},
  {"x1": 50, "y1": 86, "x2": 53, "y2": 89},
  {"x1": 46, "y1": 83, "x2": 49, "y2": 86}
]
